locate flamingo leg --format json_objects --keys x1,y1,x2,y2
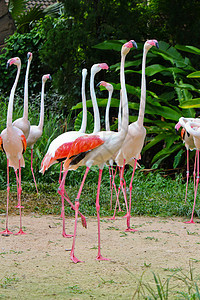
[
  {"x1": 57, "y1": 170, "x2": 73, "y2": 238},
  {"x1": 185, "y1": 149, "x2": 190, "y2": 203},
  {"x1": 185, "y1": 150, "x2": 199, "y2": 224},
  {"x1": 125, "y1": 159, "x2": 137, "y2": 232},
  {"x1": 70, "y1": 167, "x2": 90, "y2": 263},
  {"x1": 108, "y1": 166, "x2": 112, "y2": 210},
  {"x1": 96, "y1": 169, "x2": 110, "y2": 261},
  {"x1": 193, "y1": 151, "x2": 197, "y2": 195},
  {"x1": 59, "y1": 162, "x2": 63, "y2": 185},
  {"x1": 30, "y1": 149, "x2": 38, "y2": 194},
  {"x1": 15, "y1": 169, "x2": 20, "y2": 207},
  {"x1": 1, "y1": 159, "x2": 13, "y2": 236},
  {"x1": 15, "y1": 160, "x2": 26, "y2": 235}
]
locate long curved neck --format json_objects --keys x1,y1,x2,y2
[
  {"x1": 137, "y1": 47, "x2": 148, "y2": 127},
  {"x1": 23, "y1": 59, "x2": 31, "y2": 120},
  {"x1": 118, "y1": 91, "x2": 122, "y2": 131},
  {"x1": 79, "y1": 72, "x2": 87, "y2": 133},
  {"x1": 90, "y1": 68, "x2": 101, "y2": 133},
  {"x1": 38, "y1": 80, "x2": 45, "y2": 130},
  {"x1": 7, "y1": 64, "x2": 21, "y2": 128},
  {"x1": 105, "y1": 90, "x2": 112, "y2": 131},
  {"x1": 120, "y1": 53, "x2": 129, "y2": 134}
]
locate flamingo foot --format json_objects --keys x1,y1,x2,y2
[
  {"x1": 15, "y1": 228, "x2": 26, "y2": 235},
  {"x1": 81, "y1": 216, "x2": 87, "y2": 228},
  {"x1": 123, "y1": 213, "x2": 128, "y2": 218},
  {"x1": 184, "y1": 220, "x2": 195, "y2": 224},
  {"x1": 109, "y1": 216, "x2": 116, "y2": 220},
  {"x1": 15, "y1": 205, "x2": 24, "y2": 209},
  {"x1": 1, "y1": 228, "x2": 13, "y2": 236},
  {"x1": 70, "y1": 254, "x2": 83, "y2": 263},
  {"x1": 125, "y1": 227, "x2": 138, "y2": 232},
  {"x1": 60, "y1": 211, "x2": 64, "y2": 218},
  {"x1": 62, "y1": 232, "x2": 73, "y2": 238},
  {"x1": 118, "y1": 209, "x2": 123, "y2": 212},
  {"x1": 96, "y1": 255, "x2": 110, "y2": 261}
]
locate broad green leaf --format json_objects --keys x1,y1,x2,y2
[
  {"x1": 179, "y1": 98, "x2": 200, "y2": 108},
  {"x1": 152, "y1": 144, "x2": 183, "y2": 164},
  {"x1": 175, "y1": 44, "x2": 200, "y2": 55},
  {"x1": 143, "y1": 133, "x2": 167, "y2": 152},
  {"x1": 187, "y1": 71, "x2": 200, "y2": 78},
  {"x1": 151, "y1": 79, "x2": 200, "y2": 92},
  {"x1": 93, "y1": 40, "x2": 126, "y2": 51},
  {"x1": 74, "y1": 111, "x2": 94, "y2": 133},
  {"x1": 173, "y1": 149, "x2": 184, "y2": 168}
]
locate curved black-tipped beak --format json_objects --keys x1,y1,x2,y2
[
  {"x1": 6, "y1": 62, "x2": 10, "y2": 69},
  {"x1": 131, "y1": 40, "x2": 138, "y2": 49},
  {"x1": 96, "y1": 82, "x2": 101, "y2": 87},
  {"x1": 175, "y1": 128, "x2": 179, "y2": 135},
  {"x1": 27, "y1": 53, "x2": 31, "y2": 59},
  {"x1": 155, "y1": 42, "x2": 159, "y2": 49},
  {"x1": 49, "y1": 75, "x2": 52, "y2": 81}
]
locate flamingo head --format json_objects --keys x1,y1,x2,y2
[
  {"x1": 175, "y1": 121, "x2": 181, "y2": 134},
  {"x1": 97, "y1": 81, "x2": 113, "y2": 92},
  {"x1": 91, "y1": 63, "x2": 109, "y2": 75},
  {"x1": 42, "y1": 74, "x2": 52, "y2": 82},
  {"x1": 98, "y1": 63, "x2": 109, "y2": 70},
  {"x1": 6, "y1": 57, "x2": 21, "y2": 68},
  {"x1": 122, "y1": 40, "x2": 137, "y2": 56},
  {"x1": 145, "y1": 39, "x2": 159, "y2": 50},
  {"x1": 27, "y1": 52, "x2": 33, "y2": 61}
]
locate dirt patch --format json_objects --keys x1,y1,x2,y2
[{"x1": 0, "y1": 214, "x2": 200, "y2": 299}]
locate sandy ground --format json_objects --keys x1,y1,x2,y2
[{"x1": 0, "y1": 214, "x2": 200, "y2": 299}]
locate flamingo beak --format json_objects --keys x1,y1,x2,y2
[
  {"x1": 49, "y1": 75, "x2": 52, "y2": 81},
  {"x1": 131, "y1": 40, "x2": 138, "y2": 49},
  {"x1": 96, "y1": 82, "x2": 101, "y2": 87},
  {"x1": 155, "y1": 42, "x2": 159, "y2": 49}
]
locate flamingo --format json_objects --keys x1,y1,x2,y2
[
  {"x1": 26, "y1": 74, "x2": 52, "y2": 193},
  {"x1": 0, "y1": 57, "x2": 27, "y2": 236},
  {"x1": 62, "y1": 40, "x2": 138, "y2": 263},
  {"x1": 184, "y1": 120, "x2": 200, "y2": 223},
  {"x1": 175, "y1": 117, "x2": 196, "y2": 203},
  {"x1": 96, "y1": 81, "x2": 120, "y2": 210},
  {"x1": 113, "y1": 39, "x2": 159, "y2": 232},
  {"x1": 40, "y1": 64, "x2": 108, "y2": 237},
  {"x1": 12, "y1": 52, "x2": 32, "y2": 139}
]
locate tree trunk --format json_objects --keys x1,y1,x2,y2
[{"x1": 0, "y1": 0, "x2": 15, "y2": 49}]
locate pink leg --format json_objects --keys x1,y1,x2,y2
[
  {"x1": 1, "y1": 160, "x2": 13, "y2": 236},
  {"x1": 193, "y1": 151, "x2": 197, "y2": 195},
  {"x1": 185, "y1": 149, "x2": 189, "y2": 203},
  {"x1": 185, "y1": 150, "x2": 199, "y2": 224},
  {"x1": 70, "y1": 167, "x2": 90, "y2": 263},
  {"x1": 31, "y1": 149, "x2": 38, "y2": 194},
  {"x1": 109, "y1": 166, "x2": 112, "y2": 210},
  {"x1": 96, "y1": 169, "x2": 110, "y2": 261},
  {"x1": 15, "y1": 160, "x2": 26, "y2": 235},
  {"x1": 125, "y1": 159, "x2": 137, "y2": 232},
  {"x1": 59, "y1": 162, "x2": 63, "y2": 185},
  {"x1": 57, "y1": 170, "x2": 73, "y2": 238},
  {"x1": 15, "y1": 170, "x2": 20, "y2": 207}
]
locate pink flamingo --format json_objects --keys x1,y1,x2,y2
[
  {"x1": 97, "y1": 81, "x2": 120, "y2": 210},
  {"x1": 184, "y1": 120, "x2": 200, "y2": 223},
  {"x1": 12, "y1": 52, "x2": 32, "y2": 139},
  {"x1": 40, "y1": 64, "x2": 108, "y2": 237},
  {"x1": 114, "y1": 39, "x2": 159, "y2": 232},
  {"x1": 26, "y1": 74, "x2": 52, "y2": 193},
  {"x1": 62, "y1": 40, "x2": 137, "y2": 263},
  {"x1": 175, "y1": 117, "x2": 197, "y2": 203},
  {"x1": 0, "y1": 57, "x2": 27, "y2": 236}
]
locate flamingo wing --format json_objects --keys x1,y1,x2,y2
[
  {"x1": 0, "y1": 136, "x2": 3, "y2": 152},
  {"x1": 63, "y1": 135, "x2": 104, "y2": 169},
  {"x1": 21, "y1": 134, "x2": 27, "y2": 153}
]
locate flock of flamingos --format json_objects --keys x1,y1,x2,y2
[{"x1": 0, "y1": 39, "x2": 199, "y2": 263}]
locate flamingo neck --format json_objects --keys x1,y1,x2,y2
[
  {"x1": 23, "y1": 59, "x2": 31, "y2": 120},
  {"x1": 120, "y1": 53, "x2": 129, "y2": 134},
  {"x1": 118, "y1": 92, "x2": 122, "y2": 131},
  {"x1": 79, "y1": 72, "x2": 87, "y2": 133},
  {"x1": 90, "y1": 68, "x2": 100, "y2": 133},
  {"x1": 137, "y1": 47, "x2": 148, "y2": 127},
  {"x1": 7, "y1": 64, "x2": 21, "y2": 128},
  {"x1": 38, "y1": 80, "x2": 45, "y2": 130},
  {"x1": 105, "y1": 90, "x2": 112, "y2": 131}
]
